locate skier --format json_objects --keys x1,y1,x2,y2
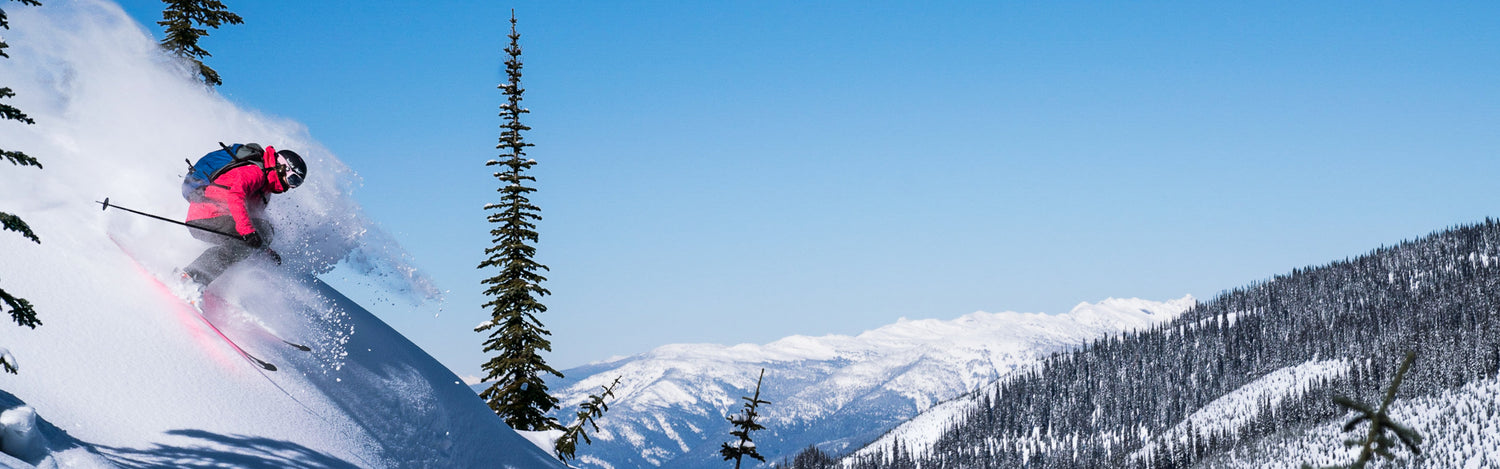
[{"x1": 182, "y1": 143, "x2": 306, "y2": 288}]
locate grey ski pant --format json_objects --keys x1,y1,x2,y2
[{"x1": 184, "y1": 215, "x2": 271, "y2": 286}]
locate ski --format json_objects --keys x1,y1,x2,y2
[
  {"x1": 281, "y1": 339, "x2": 312, "y2": 352},
  {"x1": 211, "y1": 297, "x2": 311, "y2": 352},
  {"x1": 194, "y1": 293, "x2": 311, "y2": 363},
  {"x1": 107, "y1": 234, "x2": 281, "y2": 372},
  {"x1": 187, "y1": 296, "x2": 278, "y2": 371},
  {"x1": 198, "y1": 293, "x2": 314, "y2": 353}
]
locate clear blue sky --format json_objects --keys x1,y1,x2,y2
[{"x1": 118, "y1": 1, "x2": 1500, "y2": 376}]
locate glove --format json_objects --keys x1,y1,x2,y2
[
  {"x1": 263, "y1": 248, "x2": 282, "y2": 266},
  {"x1": 242, "y1": 231, "x2": 264, "y2": 248}
]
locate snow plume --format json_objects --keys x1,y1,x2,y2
[{"x1": 0, "y1": 0, "x2": 438, "y2": 302}]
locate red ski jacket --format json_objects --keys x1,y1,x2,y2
[{"x1": 185, "y1": 145, "x2": 287, "y2": 236}]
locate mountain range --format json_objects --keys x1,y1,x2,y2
[{"x1": 532, "y1": 296, "x2": 1194, "y2": 468}]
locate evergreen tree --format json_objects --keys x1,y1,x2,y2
[
  {"x1": 476, "y1": 11, "x2": 563, "y2": 432},
  {"x1": 721, "y1": 369, "x2": 772, "y2": 469},
  {"x1": 1, "y1": 0, "x2": 43, "y2": 375},
  {"x1": 157, "y1": 0, "x2": 242, "y2": 87},
  {"x1": 0, "y1": 0, "x2": 40, "y2": 170},
  {"x1": 780, "y1": 445, "x2": 836, "y2": 469},
  {"x1": 555, "y1": 376, "x2": 621, "y2": 465}
]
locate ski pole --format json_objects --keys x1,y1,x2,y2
[{"x1": 96, "y1": 198, "x2": 240, "y2": 239}]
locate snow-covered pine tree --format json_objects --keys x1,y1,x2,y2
[
  {"x1": 157, "y1": 0, "x2": 242, "y2": 87},
  {"x1": 0, "y1": 0, "x2": 43, "y2": 375},
  {"x1": 780, "y1": 445, "x2": 836, "y2": 469},
  {"x1": 555, "y1": 376, "x2": 621, "y2": 464},
  {"x1": 721, "y1": 369, "x2": 771, "y2": 469},
  {"x1": 476, "y1": 10, "x2": 563, "y2": 432}
]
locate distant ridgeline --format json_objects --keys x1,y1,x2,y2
[{"x1": 843, "y1": 220, "x2": 1500, "y2": 469}]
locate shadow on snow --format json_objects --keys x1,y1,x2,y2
[{"x1": 95, "y1": 429, "x2": 360, "y2": 469}]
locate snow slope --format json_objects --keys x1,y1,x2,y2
[
  {"x1": 540, "y1": 296, "x2": 1193, "y2": 468},
  {"x1": 1198, "y1": 375, "x2": 1500, "y2": 468},
  {"x1": 0, "y1": 1, "x2": 558, "y2": 467},
  {"x1": 1128, "y1": 358, "x2": 1351, "y2": 463}
]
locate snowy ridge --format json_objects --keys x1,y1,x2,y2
[
  {"x1": 1128, "y1": 358, "x2": 1351, "y2": 463},
  {"x1": 1199, "y1": 375, "x2": 1500, "y2": 468},
  {"x1": 0, "y1": 2, "x2": 556, "y2": 467},
  {"x1": 544, "y1": 296, "x2": 1193, "y2": 468},
  {"x1": 841, "y1": 374, "x2": 1005, "y2": 465},
  {"x1": 847, "y1": 358, "x2": 1352, "y2": 468}
]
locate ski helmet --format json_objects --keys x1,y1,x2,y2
[{"x1": 275, "y1": 149, "x2": 307, "y2": 190}]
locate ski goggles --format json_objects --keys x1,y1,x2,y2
[
  {"x1": 280, "y1": 167, "x2": 305, "y2": 188},
  {"x1": 275, "y1": 156, "x2": 306, "y2": 188}
]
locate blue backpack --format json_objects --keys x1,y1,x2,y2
[{"x1": 182, "y1": 142, "x2": 265, "y2": 202}]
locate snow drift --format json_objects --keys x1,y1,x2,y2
[{"x1": 0, "y1": 1, "x2": 558, "y2": 467}]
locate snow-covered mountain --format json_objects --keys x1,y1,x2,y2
[
  {"x1": 856, "y1": 356, "x2": 1500, "y2": 468},
  {"x1": 850, "y1": 356, "x2": 1356, "y2": 465},
  {"x1": 0, "y1": 2, "x2": 558, "y2": 467},
  {"x1": 839, "y1": 222, "x2": 1500, "y2": 468},
  {"x1": 540, "y1": 296, "x2": 1193, "y2": 468}
]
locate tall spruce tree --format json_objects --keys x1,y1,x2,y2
[
  {"x1": 157, "y1": 0, "x2": 241, "y2": 87},
  {"x1": 721, "y1": 369, "x2": 772, "y2": 469},
  {"x1": 0, "y1": 0, "x2": 43, "y2": 375},
  {"x1": 476, "y1": 11, "x2": 562, "y2": 432}
]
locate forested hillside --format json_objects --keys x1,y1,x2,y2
[{"x1": 843, "y1": 220, "x2": 1500, "y2": 468}]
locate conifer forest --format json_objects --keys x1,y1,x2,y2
[{"x1": 840, "y1": 220, "x2": 1500, "y2": 468}]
